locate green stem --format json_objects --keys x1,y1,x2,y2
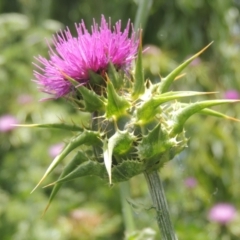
[
  {"x1": 144, "y1": 170, "x2": 177, "y2": 240},
  {"x1": 134, "y1": 0, "x2": 153, "y2": 31},
  {"x1": 119, "y1": 181, "x2": 135, "y2": 233}
]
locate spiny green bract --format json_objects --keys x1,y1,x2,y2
[{"x1": 28, "y1": 42, "x2": 240, "y2": 213}]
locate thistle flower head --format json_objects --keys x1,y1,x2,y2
[
  {"x1": 224, "y1": 89, "x2": 240, "y2": 100},
  {"x1": 208, "y1": 203, "x2": 236, "y2": 224},
  {"x1": 0, "y1": 114, "x2": 18, "y2": 132},
  {"x1": 184, "y1": 177, "x2": 197, "y2": 188},
  {"x1": 34, "y1": 15, "x2": 138, "y2": 98},
  {"x1": 29, "y1": 19, "x2": 240, "y2": 212}
]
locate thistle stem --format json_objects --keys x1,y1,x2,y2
[
  {"x1": 119, "y1": 181, "x2": 135, "y2": 233},
  {"x1": 144, "y1": 170, "x2": 177, "y2": 240}
]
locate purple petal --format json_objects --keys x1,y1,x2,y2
[
  {"x1": 208, "y1": 203, "x2": 236, "y2": 224},
  {"x1": 224, "y1": 90, "x2": 240, "y2": 100},
  {"x1": 48, "y1": 143, "x2": 65, "y2": 158},
  {"x1": 34, "y1": 15, "x2": 139, "y2": 98},
  {"x1": 0, "y1": 115, "x2": 18, "y2": 132}
]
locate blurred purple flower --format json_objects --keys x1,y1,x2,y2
[
  {"x1": 48, "y1": 143, "x2": 64, "y2": 158},
  {"x1": 224, "y1": 90, "x2": 240, "y2": 100},
  {"x1": 185, "y1": 55, "x2": 201, "y2": 67},
  {"x1": 34, "y1": 15, "x2": 138, "y2": 98},
  {"x1": 17, "y1": 94, "x2": 33, "y2": 104},
  {"x1": 0, "y1": 114, "x2": 18, "y2": 132},
  {"x1": 208, "y1": 203, "x2": 236, "y2": 224},
  {"x1": 143, "y1": 44, "x2": 161, "y2": 56},
  {"x1": 184, "y1": 177, "x2": 197, "y2": 188},
  {"x1": 190, "y1": 57, "x2": 201, "y2": 67}
]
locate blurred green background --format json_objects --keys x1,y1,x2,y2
[{"x1": 1, "y1": 0, "x2": 240, "y2": 239}]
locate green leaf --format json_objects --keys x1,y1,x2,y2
[
  {"x1": 111, "y1": 160, "x2": 145, "y2": 182},
  {"x1": 136, "y1": 91, "x2": 214, "y2": 124},
  {"x1": 137, "y1": 122, "x2": 187, "y2": 171},
  {"x1": 78, "y1": 85, "x2": 106, "y2": 112},
  {"x1": 45, "y1": 160, "x2": 107, "y2": 186},
  {"x1": 45, "y1": 159, "x2": 145, "y2": 185},
  {"x1": 103, "y1": 131, "x2": 136, "y2": 184},
  {"x1": 103, "y1": 138, "x2": 113, "y2": 184},
  {"x1": 88, "y1": 70, "x2": 105, "y2": 85},
  {"x1": 107, "y1": 62, "x2": 124, "y2": 90},
  {"x1": 136, "y1": 98, "x2": 161, "y2": 125},
  {"x1": 157, "y1": 91, "x2": 215, "y2": 99},
  {"x1": 171, "y1": 99, "x2": 240, "y2": 135},
  {"x1": 158, "y1": 42, "x2": 213, "y2": 93},
  {"x1": 138, "y1": 124, "x2": 173, "y2": 164},
  {"x1": 179, "y1": 103, "x2": 240, "y2": 122},
  {"x1": 43, "y1": 151, "x2": 88, "y2": 215},
  {"x1": 31, "y1": 130, "x2": 102, "y2": 192},
  {"x1": 132, "y1": 32, "x2": 145, "y2": 99},
  {"x1": 14, "y1": 123, "x2": 83, "y2": 131},
  {"x1": 111, "y1": 131, "x2": 136, "y2": 157},
  {"x1": 106, "y1": 81, "x2": 130, "y2": 119},
  {"x1": 200, "y1": 108, "x2": 240, "y2": 122}
]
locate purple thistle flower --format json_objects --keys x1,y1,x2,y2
[
  {"x1": 17, "y1": 94, "x2": 33, "y2": 104},
  {"x1": 208, "y1": 203, "x2": 236, "y2": 225},
  {"x1": 34, "y1": 15, "x2": 139, "y2": 98},
  {"x1": 0, "y1": 114, "x2": 18, "y2": 132},
  {"x1": 224, "y1": 89, "x2": 240, "y2": 100},
  {"x1": 48, "y1": 143, "x2": 64, "y2": 158},
  {"x1": 184, "y1": 177, "x2": 197, "y2": 188}
]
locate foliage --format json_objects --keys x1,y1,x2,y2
[{"x1": 1, "y1": 0, "x2": 240, "y2": 239}]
